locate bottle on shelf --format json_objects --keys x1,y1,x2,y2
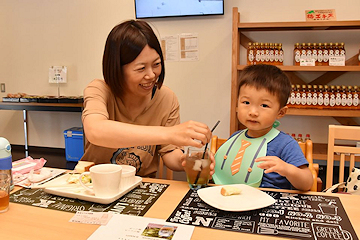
[
  {"x1": 297, "y1": 134, "x2": 304, "y2": 143},
  {"x1": 329, "y1": 42, "x2": 335, "y2": 65},
  {"x1": 312, "y1": 43, "x2": 318, "y2": 64},
  {"x1": 274, "y1": 43, "x2": 279, "y2": 65},
  {"x1": 347, "y1": 86, "x2": 353, "y2": 109},
  {"x1": 295, "y1": 84, "x2": 301, "y2": 106},
  {"x1": 323, "y1": 85, "x2": 330, "y2": 108},
  {"x1": 278, "y1": 43, "x2": 284, "y2": 65},
  {"x1": 265, "y1": 43, "x2": 270, "y2": 63},
  {"x1": 294, "y1": 43, "x2": 301, "y2": 66},
  {"x1": 353, "y1": 86, "x2": 359, "y2": 109},
  {"x1": 335, "y1": 85, "x2": 342, "y2": 108},
  {"x1": 329, "y1": 42, "x2": 334, "y2": 57},
  {"x1": 300, "y1": 43, "x2": 307, "y2": 64},
  {"x1": 260, "y1": 42, "x2": 265, "y2": 64},
  {"x1": 329, "y1": 85, "x2": 336, "y2": 108},
  {"x1": 305, "y1": 134, "x2": 311, "y2": 141},
  {"x1": 301, "y1": 84, "x2": 307, "y2": 107},
  {"x1": 323, "y1": 42, "x2": 329, "y2": 66},
  {"x1": 291, "y1": 133, "x2": 296, "y2": 139},
  {"x1": 341, "y1": 85, "x2": 348, "y2": 108},
  {"x1": 334, "y1": 42, "x2": 340, "y2": 57},
  {"x1": 255, "y1": 42, "x2": 261, "y2": 65},
  {"x1": 269, "y1": 43, "x2": 275, "y2": 64},
  {"x1": 312, "y1": 85, "x2": 318, "y2": 106},
  {"x1": 340, "y1": 42, "x2": 346, "y2": 59},
  {"x1": 247, "y1": 42, "x2": 255, "y2": 65},
  {"x1": 288, "y1": 84, "x2": 296, "y2": 106},
  {"x1": 318, "y1": 85, "x2": 324, "y2": 107},
  {"x1": 306, "y1": 43, "x2": 313, "y2": 62},
  {"x1": 317, "y1": 43, "x2": 323, "y2": 66},
  {"x1": 306, "y1": 84, "x2": 313, "y2": 106}
]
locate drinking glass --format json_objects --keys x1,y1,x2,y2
[
  {"x1": 0, "y1": 173, "x2": 10, "y2": 213},
  {"x1": 184, "y1": 146, "x2": 211, "y2": 190}
]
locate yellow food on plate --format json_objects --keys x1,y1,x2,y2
[
  {"x1": 220, "y1": 186, "x2": 242, "y2": 196},
  {"x1": 66, "y1": 173, "x2": 92, "y2": 184}
]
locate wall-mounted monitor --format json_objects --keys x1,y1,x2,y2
[{"x1": 135, "y1": 0, "x2": 224, "y2": 19}]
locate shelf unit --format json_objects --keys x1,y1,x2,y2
[{"x1": 231, "y1": 7, "x2": 360, "y2": 160}]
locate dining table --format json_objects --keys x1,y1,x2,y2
[{"x1": 2, "y1": 176, "x2": 360, "y2": 240}]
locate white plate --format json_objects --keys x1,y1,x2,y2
[
  {"x1": 197, "y1": 184, "x2": 275, "y2": 212},
  {"x1": 42, "y1": 173, "x2": 142, "y2": 204}
]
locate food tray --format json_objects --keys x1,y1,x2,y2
[
  {"x1": 2, "y1": 97, "x2": 20, "y2": 102},
  {"x1": 42, "y1": 173, "x2": 142, "y2": 204}
]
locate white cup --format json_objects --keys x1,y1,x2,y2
[
  {"x1": 119, "y1": 165, "x2": 136, "y2": 190},
  {"x1": 79, "y1": 164, "x2": 122, "y2": 197}
]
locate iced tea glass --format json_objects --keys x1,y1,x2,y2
[
  {"x1": 184, "y1": 146, "x2": 211, "y2": 190},
  {"x1": 0, "y1": 173, "x2": 10, "y2": 213}
]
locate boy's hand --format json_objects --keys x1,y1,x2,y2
[
  {"x1": 181, "y1": 151, "x2": 216, "y2": 177},
  {"x1": 255, "y1": 156, "x2": 290, "y2": 176}
]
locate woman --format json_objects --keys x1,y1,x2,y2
[{"x1": 81, "y1": 20, "x2": 212, "y2": 177}]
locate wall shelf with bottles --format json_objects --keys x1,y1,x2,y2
[
  {"x1": 231, "y1": 7, "x2": 360, "y2": 133},
  {"x1": 237, "y1": 65, "x2": 360, "y2": 71}
]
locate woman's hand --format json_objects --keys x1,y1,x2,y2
[{"x1": 167, "y1": 120, "x2": 211, "y2": 147}]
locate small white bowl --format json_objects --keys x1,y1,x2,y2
[{"x1": 119, "y1": 165, "x2": 136, "y2": 190}]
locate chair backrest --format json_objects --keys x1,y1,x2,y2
[
  {"x1": 210, "y1": 135, "x2": 227, "y2": 154},
  {"x1": 298, "y1": 140, "x2": 314, "y2": 167},
  {"x1": 158, "y1": 156, "x2": 173, "y2": 180},
  {"x1": 326, "y1": 125, "x2": 360, "y2": 189},
  {"x1": 298, "y1": 139, "x2": 319, "y2": 191},
  {"x1": 211, "y1": 135, "x2": 318, "y2": 191}
]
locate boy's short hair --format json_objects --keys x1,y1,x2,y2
[{"x1": 238, "y1": 64, "x2": 291, "y2": 107}]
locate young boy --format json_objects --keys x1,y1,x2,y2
[{"x1": 213, "y1": 64, "x2": 313, "y2": 190}]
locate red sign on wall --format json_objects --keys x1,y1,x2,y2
[{"x1": 305, "y1": 9, "x2": 337, "y2": 21}]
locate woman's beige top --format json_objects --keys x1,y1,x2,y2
[{"x1": 81, "y1": 79, "x2": 181, "y2": 177}]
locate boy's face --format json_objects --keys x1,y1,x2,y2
[{"x1": 237, "y1": 85, "x2": 287, "y2": 138}]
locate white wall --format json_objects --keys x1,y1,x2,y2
[{"x1": 1, "y1": 0, "x2": 359, "y2": 150}]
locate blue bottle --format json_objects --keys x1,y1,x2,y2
[{"x1": 0, "y1": 137, "x2": 13, "y2": 190}]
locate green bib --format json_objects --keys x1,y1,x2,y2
[{"x1": 212, "y1": 128, "x2": 280, "y2": 187}]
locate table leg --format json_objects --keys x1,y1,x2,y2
[{"x1": 23, "y1": 109, "x2": 28, "y2": 157}]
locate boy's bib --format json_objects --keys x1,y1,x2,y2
[{"x1": 212, "y1": 128, "x2": 280, "y2": 187}]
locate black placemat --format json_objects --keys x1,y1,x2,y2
[
  {"x1": 167, "y1": 189, "x2": 358, "y2": 240},
  {"x1": 10, "y1": 182, "x2": 168, "y2": 216}
]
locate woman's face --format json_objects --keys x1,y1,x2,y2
[{"x1": 122, "y1": 45, "x2": 162, "y2": 99}]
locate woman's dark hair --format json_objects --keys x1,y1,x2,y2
[
  {"x1": 238, "y1": 64, "x2": 291, "y2": 107},
  {"x1": 102, "y1": 20, "x2": 165, "y2": 98}
]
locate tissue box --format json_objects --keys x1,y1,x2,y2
[{"x1": 64, "y1": 127, "x2": 84, "y2": 162}]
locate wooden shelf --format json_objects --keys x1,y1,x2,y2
[
  {"x1": 237, "y1": 65, "x2": 360, "y2": 72},
  {"x1": 230, "y1": 7, "x2": 360, "y2": 133},
  {"x1": 287, "y1": 107, "x2": 360, "y2": 117},
  {"x1": 237, "y1": 20, "x2": 360, "y2": 31}
]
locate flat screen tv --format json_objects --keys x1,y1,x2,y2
[{"x1": 135, "y1": 0, "x2": 224, "y2": 19}]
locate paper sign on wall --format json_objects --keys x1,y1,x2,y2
[
  {"x1": 161, "y1": 35, "x2": 179, "y2": 61},
  {"x1": 179, "y1": 33, "x2": 199, "y2": 61},
  {"x1": 49, "y1": 66, "x2": 67, "y2": 83},
  {"x1": 305, "y1": 9, "x2": 336, "y2": 21},
  {"x1": 161, "y1": 33, "x2": 199, "y2": 62}
]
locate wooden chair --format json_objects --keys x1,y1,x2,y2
[
  {"x1": 298, "y1": 140, "x2": 322, "y2": 192},
  {"x1": 210, "y1": 135, "x2": 320, "y2": 191},
  {"x1": 158, "y1": 156, "x2": 173, "y2": 180},
  {"x1": 326, "y1": 125, "x2": 360, "y2": 189}
]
